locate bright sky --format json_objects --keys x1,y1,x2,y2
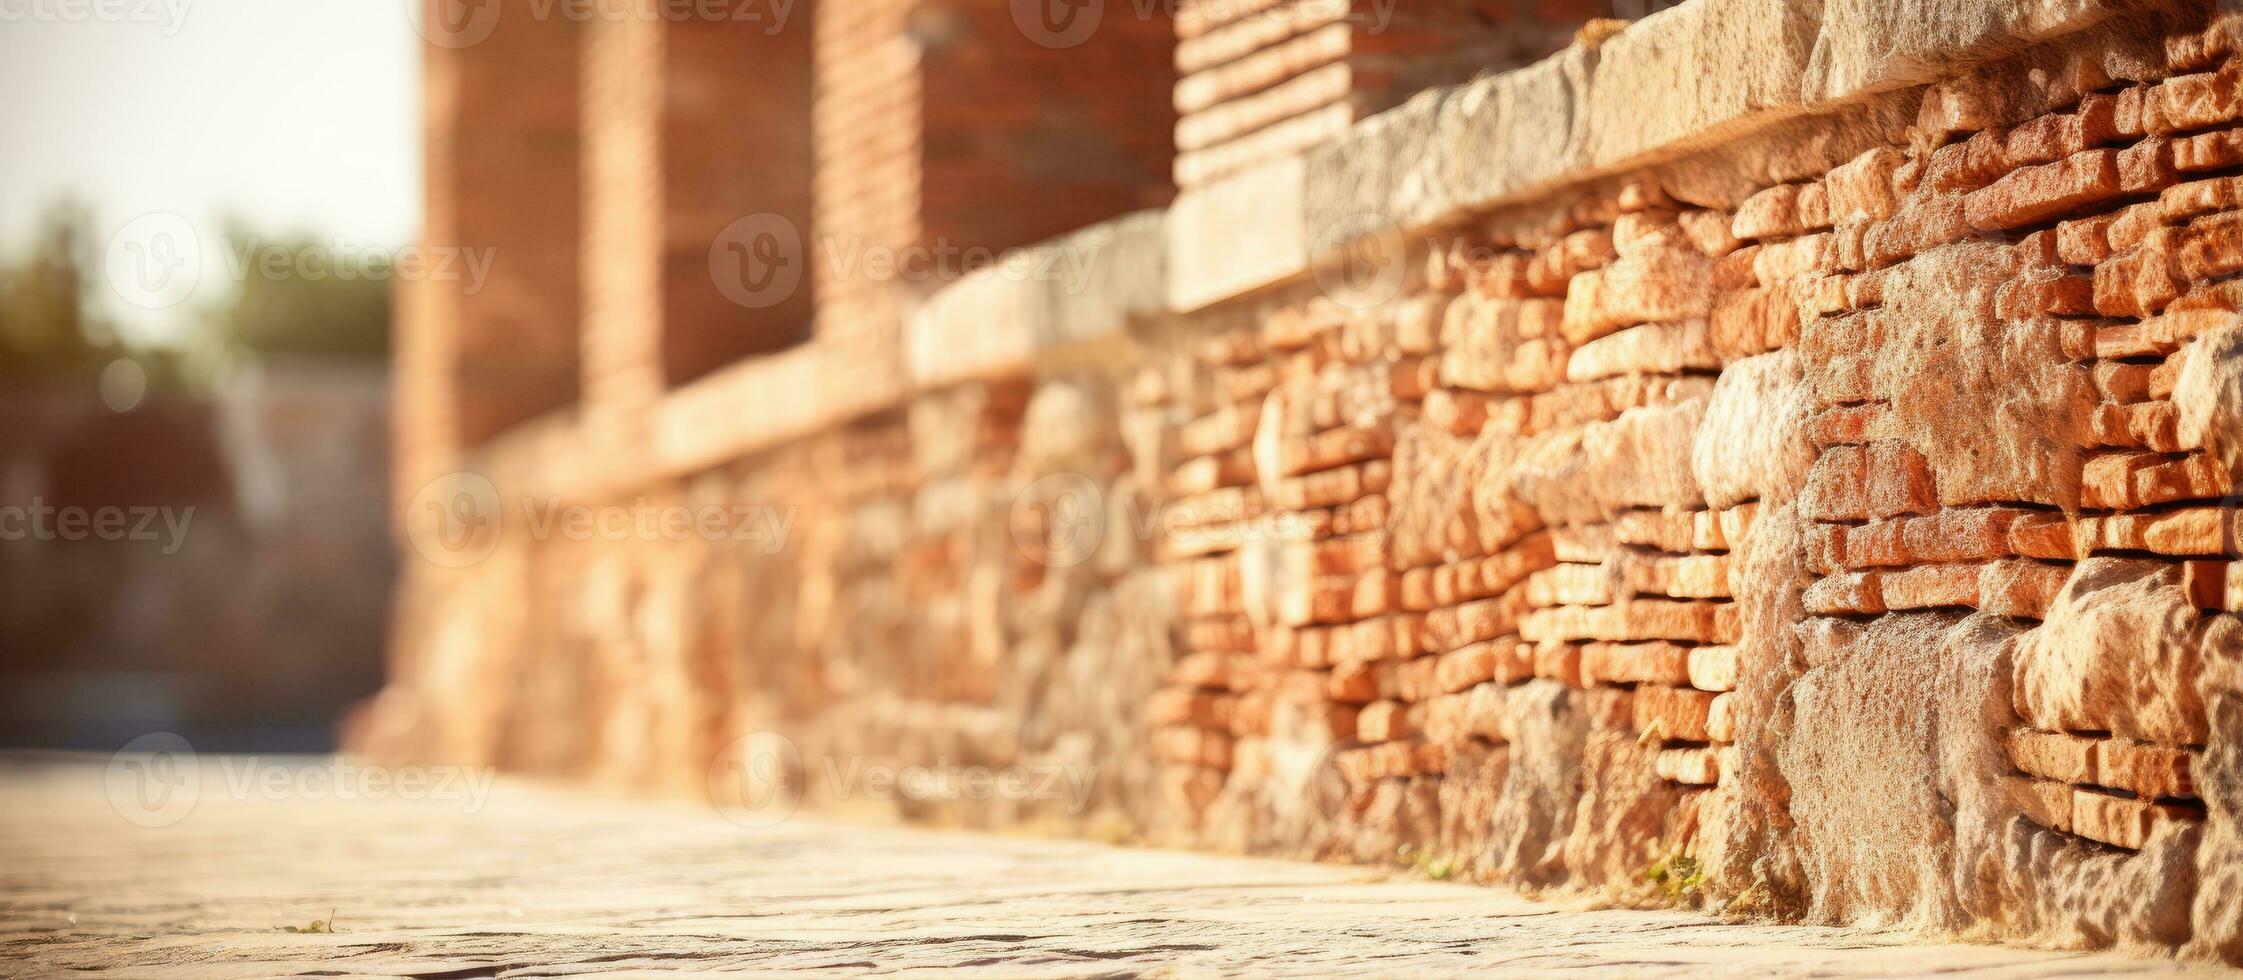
[{"x1": 0, "y1": 0, "x2": 420, "y2": 344}]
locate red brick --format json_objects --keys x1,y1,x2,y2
[{"x1": 1964, "y1": 149, "x2": 2122, "y2": 232}]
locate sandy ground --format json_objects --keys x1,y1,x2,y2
[{"x1": 0, "y1": 753, "x2": 2224, "y2": 977}]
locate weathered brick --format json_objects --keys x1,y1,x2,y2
[
  {"x1": 2143, "y1": 65, "x2": 2243, "y2": 136},
  {"x1": 1524, "y1": 564, "x2": 1616, "y2": 608},
  {"x1": 2081, "y1": 450, "x2": 2229, "y2": 509},
  {"x1": 2094, "y1": 228, "x2": 2184, "y2": 318},
  {"x1": 1622, "y1": 553, "x2": 1732, "y2": 600},
  {"x1": 1841, "y1": 508, "x2": 2019, "y2": 569},
  {"x1": 1709, "y1": 287, "x2": 1802, "y2": 361},
  {"x1": 2094, "y1": 739, "x2": 2195, "y2": 800},
  {"x1": 1153, "y1": 726, "x2": 1235, "y2": 770},
  {"x1": 1687, "y1": 646, "x2": 1738, "y2": 692},
  {"x1": 1633, "y1": 685, "x2": 1717, "y2": 742},
  {"x1": 2055, "y1": 213, "x2": 2116, "y2": 265},
  {"x1": 2070, "y1": 788, "x2": 2197, "y2": 851},
  {"x1": 1532, "y1": 641, "x2": 1583, "y2": 688},
  {"x1": 1824, "y1": 147, "x2": 1906, "y2": 226},
  {"x1": 1357, "y1": 700, "x2": 1417, "y2": 742},
  {"x1": 1964, "y1": 149, "x2": 2121, "y2": 232},
  {"x1": 1804, "y1": 445, "x2": 1871, "y2": 522},
  {"x1": 1979, "y1": 560, "x2": 2072, "y2": 619},
  {"x1": 1877, "y1": 562, "x2": 1981, "y2": 611},
  {"x1": 1653, "y1": 747, "x2": 1721, "y2": 785},
  {"x1": 2174, "y1": 126, "x2": 2243, "y2": 172},
  {"x1": 1804, "y1": 570, "x2": 1884, "y2": 616},
  {"x1": 1580, "y1": 641, "x2": 1693, "y2": 687},
  {"x1": 1519, "y1": 599, "x2": 1730, "y2": 645},
  {"x1": 1864, "y1": 441, "x2": 1939, "y2": 519},
  {"x1": 1733, "y1": 183, "x2": 1806, "y2": 241},
  {"x1": 1705, "y1": 691, "x2": 1737, "y2": 742},
  {"x1": 2007, "y1": 776, "x2": 2073, "y2": 833}
]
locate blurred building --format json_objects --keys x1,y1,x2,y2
[{"x1": 0, "y1": 359, "x2": 392, "y2": 750}]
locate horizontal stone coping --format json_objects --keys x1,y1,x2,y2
[
  {"x1": 465, "y1": 0, "x2": 2162, "y2": 495},
  {"x1": 936, "y1": 0, "x2": 2163, "y2": 336},
  {"x1": 906, "y1": 210, "x2": 1169, "y2": 389}
]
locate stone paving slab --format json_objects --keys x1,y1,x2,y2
[{"x1": 0, "y1": 755, "x2": 2222, "y2": 977}]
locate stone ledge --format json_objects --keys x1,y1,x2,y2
[
  {"x1": 907, "y1": 210, "x2": 1168, "y2": 389},
  {"x1": 1166, "y1": 0, "x2": 2159, "y2": 314},
  {"x1": 1167, "y1": 155, "x2": 1309, "y2": 312},
  {"x1": 457, "y1": 339, "x2": 911, "y2": 504},
  {"x1": 655, "y1": 340, "x2": 910, "y2": 476},
  {"x1": 1301, "y1": 0, "x2": 2162, "y2": 265}
]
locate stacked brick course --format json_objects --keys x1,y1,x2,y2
[
  {"x1": 364, "y1": 0, "x2": 2243, "y2": 964},
  {"x1": 1172, "y1": 0, "x2": 1596, "y2": 188}
]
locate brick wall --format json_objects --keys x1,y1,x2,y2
[
  {"x1": 1173, "y1": 0, "x2": 1602, "y2": 188},
  {"x1": 918, "y1": 0, "x2": 1176, "y2": 252},
  {"x1": 661, "y1": 19, "x2": 818, "y2": 383},
  {"x1": 364, "y1": 0, "x2": 2243, "y2": 963},
  {"x1": 402, "y1": 0, "x2": 585, "y2": 500}
]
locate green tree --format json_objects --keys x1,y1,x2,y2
[
  {"x1": 207, "y1": 220, "x2": 391, "y2": 361},
  {"x1": 0, "y1": 199, "x2": 121, "y2": 378}
]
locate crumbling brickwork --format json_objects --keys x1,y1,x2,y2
[{"x1": 362, "y1": 0, "x2": 2243, "y2": 963}]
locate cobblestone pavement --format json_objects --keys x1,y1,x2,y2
[{"x1": 0, "y1": 754, "x2": 2222, "y2": 977}]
